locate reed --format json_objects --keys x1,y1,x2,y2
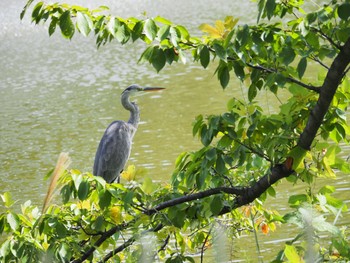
[{"x1": 42, "y1": 152, "x2": 71, "y2": 213}]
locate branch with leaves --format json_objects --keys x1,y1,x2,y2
[{"x1": 1, "y1": 1, "x2": 349, "y2": 262}]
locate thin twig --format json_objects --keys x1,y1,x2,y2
[
  {"x1": 243, "y1": 62, "x2": 321, "y2": 93},
  {"x1": 200, "y1": 229, "x2": 212, "y2": 263}
]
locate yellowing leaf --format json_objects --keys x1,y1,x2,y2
[
  {"x1": 287, "y1": 146, "x2": 308, "y2": 173},
  {"x1": 121, "y1": 165, "x2": 136, "y2": 181},
  {"x1": 215, "y1": 20, "x2": 225, "y2": 35},
  {"x1": 110, "y1": 206, "x2": 123, "y2": 224},
  {"x1": 224, "y1": 16, "x2": 239, "y2": 30},
  {"x1": 284, "y1": 244, "x2": 304, "y2": 263},
  {"x1": 322, "y1": 157, "x2": 336, "y2": 178},
  {"x1": 142, "y1": 177, "x2": 157, "y2": 194},
  {"x1": 78, "y1": 199, "x2": 91, "y2": 210},
  {"x1": 199, "y1": 23, "x2": 222, "y2": 39}
]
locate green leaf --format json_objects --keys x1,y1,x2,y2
[
  {"x1": 169, "y1": 26, "x2": 178, "y2": 47},
  {"x1": 151, "y1": 46, "x2": 166, "y2": 72},
  {"x1": 78, "y1": 180, "x2": 90, "y2": 200},
  {"x1": 210, "y1": 196, "x2": 223, "y2": 215},
  {"x1": 154, "y1": 16, "x2": 173, "y2": 25},
  {"x1": 218, "y1": 63, "x2": 230, "y2": 88},
  {"x1": 206, "y1": 148, "x2": 217, "y2": 161},
  {"x1": 7, "y1": 213, "x2": 19, "y2": 231},
  {"x1": 176, "y1": 25, "x2": 190, "y2": 42},
  {"x1": 116, "y1": 24, "x2": 129, "y2": 44},
  {"x1": 248, "y1": 84, "x2": 257, "y2": 101},
  {"x1": 338, "y1": 3, "x2": 350, "y2": 20},
  {"x1": 213, "y1": 43, "x2": 227, "y2": 61},
  {"x1": 217, "y1": 135, "x2": 232, "y2": 148},
  {"x1": 99, "y1": 190, "x2": 112, "y2": 209},
  {"x1": 297, "y1": 57, "x2": 307, "y2": 79},
  {"x1": 280, "y1": 46, "x2": 295, "y2": 65},
  {"x1": 92, "y1": 215, "x2": 104, "y2": 231},
  {"x1": 157, "y1": 25, "x2": 170, "y2": 41},
  {"x1": 139, "y1": 46, "x2": 154, "y2": 63},
  {"x1": 31, "y1": 1, "x2": 43, "y2": 23},
  {"x1": 232, "y1": 61, "x2": 245, "y2": 81},
  {"x1": 60, "y1": 184, "x2": 71, "y2": 203},
  {"x1": 288, "y1": 146, "x2": 308, "y2": 172},
  {"x1": 107, "y1": 17, "x2": 118, "y2": 37},
  {"x1": 318, "y1": 185, "x2": 335, "y2": 194},
  {"x1": 200, "y1": 46, "x2": 210, "y2": 68},
  {"x1": 59, "y1": 11, "x2": 75, "y2": 39},
  {"x1": 76, "y1": 12, "x2": 93, "y2": 37},
  {"x1": 267, "y1": 186, "x2": 276, "y2": 197},
  {"x1": 144, "y1": 19, "x2": 157, "y2": 40},
  {"x1": 265, "y1": 0, "x2": 276, "y2": 20},
  {"x1": 131, "y1": 21, "x2": 144, "y2": 42},
  {"x1": 1, "y1": 192, "x2": 14, "y2": 208},
  {"x1": 49, "y1": 17, "x2": 58, "y2": 36},
  {"x1": 20, "y1": 0, "x2": 35, "y2": 20},
  {"x1": 288, "y1": 194, "x2": 308, "y2": 207},
  {"x1": 165, "y1": 48, "x2": 176, "y2": 64},
  {"x1": 223, "y1": 29, "x2": 235, "y2": 48},
  {"x1": 215, "y1": 155, "x2": 226, "y2": 174}
]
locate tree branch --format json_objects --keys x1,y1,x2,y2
[
  {"x1": 70, "y1": 37, "x2": 349, "y2": 262},
  {"x1": 298, "y1": 37, "x2": 350, "y2": 150},
  {"x1": 244, "y1": 62, "x2": 321, "y2": 93},
  {"x1": 145, "y1": 187, "x2": 245, "y2": 215},
  {"x1": 311, "y1": 27, "x2": 342, "y2": 50}
]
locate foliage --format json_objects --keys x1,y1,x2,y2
[{"x1": 1, "y1": 0, "x2": 349, "y2": 262}]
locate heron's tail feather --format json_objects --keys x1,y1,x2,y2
[{"x1": 42, "y1": 152, "x2": 71, "y2": 213}]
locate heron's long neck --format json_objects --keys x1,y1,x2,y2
[{"x1": 121, "y1": 93, "x2": 140, "y2": 129}]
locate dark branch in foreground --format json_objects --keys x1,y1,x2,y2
[
  {"x1": 70, "y1": 38, "x2": 350, "y2": 262},
  {"x1": 70, "y1": 36, "x2": 350, "y2": 261},
  {"x1": 298, "y1": 37, "x2": 350, "y2": 150}
]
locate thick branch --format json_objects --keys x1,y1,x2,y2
[
  {"x1": 145, "y1": 187, "x2": 245, "y2": 215},
  {"x1": 298, "y1": 37, "x2": 350, "y2": 150}
]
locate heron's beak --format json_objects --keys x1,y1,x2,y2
[{"x1": 143, "y1": 87, "x2": 165, "y2": 92}]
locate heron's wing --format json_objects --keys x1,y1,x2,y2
[{"x1": 93, "y1": 121, "x2": 133, "y2": 183}]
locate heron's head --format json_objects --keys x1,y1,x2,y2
[{"x1": 122, "y1": 84, "x2": 165, "y2": 95}]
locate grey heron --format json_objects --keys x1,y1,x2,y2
[{"x1": 93, "y1": 84, "x2": 165, "y2": 183}]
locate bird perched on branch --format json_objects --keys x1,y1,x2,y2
[{"x1": 93, "y1": 84, "x2": 165, "y2": 183}]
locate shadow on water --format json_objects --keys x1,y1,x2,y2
[{"x1": 0, "y1": 0, "x2": 349, "y2": 261}]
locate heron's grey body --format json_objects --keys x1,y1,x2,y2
[{"x1": 93, "y1": 84, "x2": 163, "y2": 183}]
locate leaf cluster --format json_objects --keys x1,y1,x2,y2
[{"x1": 6, "y1": 0, "x2": 350, "y2": 262}]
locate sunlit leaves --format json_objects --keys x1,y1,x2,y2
[
  {"x1": 12, "y1": 0, "x2": 350, "y2": 262},
  {"x1": 284, "y1": 244, "x2": 303, "y2": 263},
  {"x1": 76, "y1": 12, "x2": 93, "y2": 36},
  {"x1": 199, "y1": 16, "x2": 238, "y2": 40},
  {"x1": 6, "y1": 213, "x2": 19, "y2": 231},
  {"x1": 1, "y1": 192, "x2": 15, "y2": 208},
  {"x1": 144, "y1": 18, "x2": 157, "y2": 40}
]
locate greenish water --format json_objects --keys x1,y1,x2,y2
[{"x1": 0, "y1": 0, "x2": 349, "y2": 261}]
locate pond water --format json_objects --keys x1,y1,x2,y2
[{"x1": 0, "y1": 0, "x2": 349, "y2": 261}]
